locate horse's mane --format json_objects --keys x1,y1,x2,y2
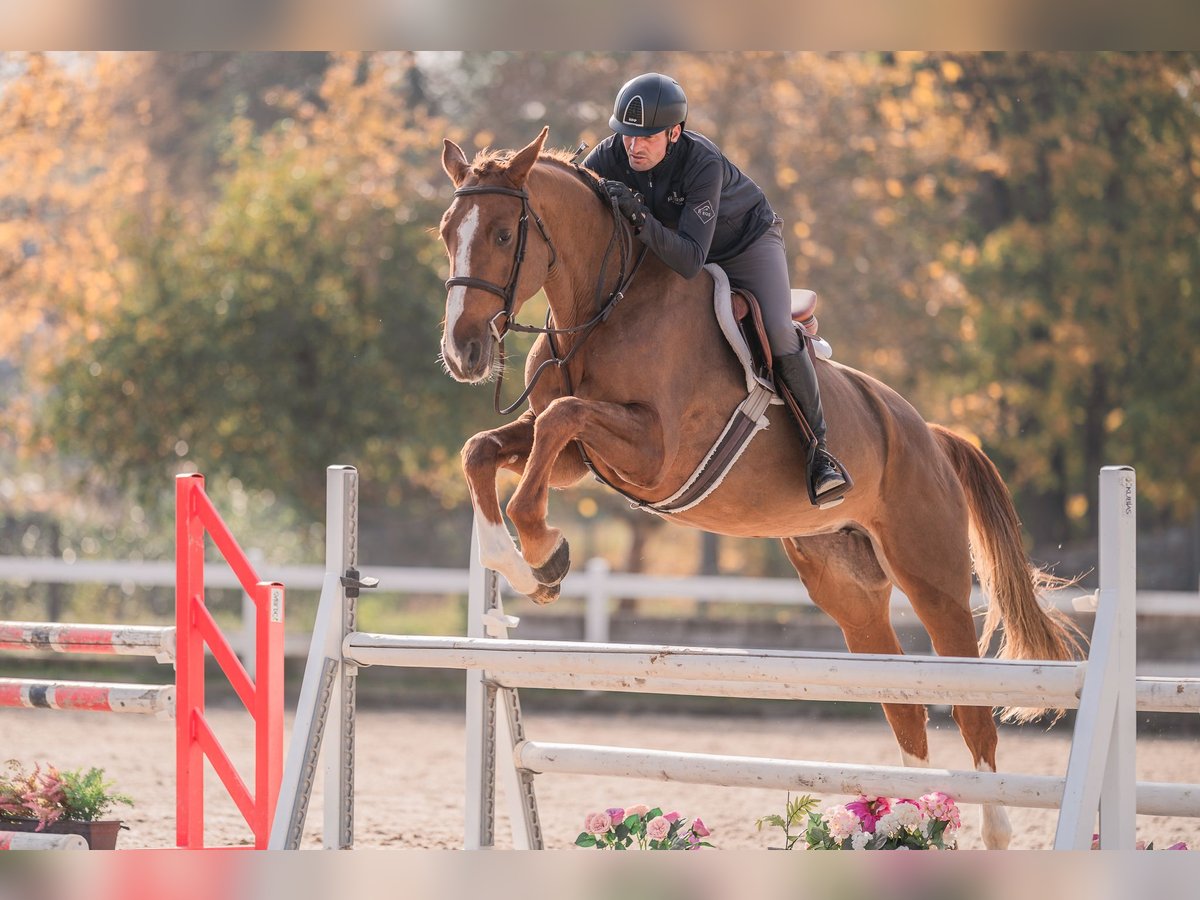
[{"x1": 467, "y1": 146, "x2": 602, "y2": 186}]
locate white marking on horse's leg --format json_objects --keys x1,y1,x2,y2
[
  {"x1": 473, "y1": 512, "x2": 538, "y2": 596},
  {"x1": 900, "y1": 749, "x2": 930, "y2": 768},
  {"x1": 442, "y1": 206, "x2": 480, "y2": 370},
  {"x1": 976, "y1": 761, "x2": 1013, "y2": 849}
]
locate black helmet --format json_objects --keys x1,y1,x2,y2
[{"x1": 608, "y1": 73, "x2": 687, "y2": 137}]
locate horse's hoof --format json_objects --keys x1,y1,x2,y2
[
  {"x1": 531, "y1": 538, "x2": 571, "y2": 586},
  {"x1": 528, "y1": 583, "x2": 561, "y2": 606}
]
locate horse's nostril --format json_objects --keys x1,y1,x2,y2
[{"x1": 464, "y1": 340, "x2": 482, "y2": 372}]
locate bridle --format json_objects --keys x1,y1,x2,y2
[
  {"x1": 445, "y1": 183, "x2": 557, "y2": 344},
  {"x1": 444, "y1": 173, "x2": 647, "y2": 415}
]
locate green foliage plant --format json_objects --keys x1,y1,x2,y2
[
  {"x1": 755, "y1": 792, "x2": 819, "y2": 850},
  {"x1": 0, "y1": 760, "x2": 133, "y2": 830}
]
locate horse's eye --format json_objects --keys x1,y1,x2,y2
[{"x1": 497, "y1": 229, "x2": 513, "y2": 245}]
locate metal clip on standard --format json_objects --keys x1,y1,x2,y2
[{"x1": 340, "y1": 568, "x2": 379, "y2": 598}]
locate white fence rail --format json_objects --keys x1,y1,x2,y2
[{"x1": 1, "y1": 555, "x2": 1196, "y2": 650}]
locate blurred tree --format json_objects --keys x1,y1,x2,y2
[
  {"x1": 937, "y1": 52, "x2": 1200, "y2": 541},
  {"x1": 27, "y1": 54, "x2": 491, "y2": 551},
  {"x1": 125, "y1": 52, "x2": 334, "y2": 200},
  {"x1": 4, "y1": 50, "x2": 1197, "y2": 577}
]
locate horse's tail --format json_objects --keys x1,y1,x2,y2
[{"x1": 930, "y1": 424, "x2": 1087, "y2": 722}]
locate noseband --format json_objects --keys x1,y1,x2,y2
[{"x1": 444, "y1": 184, "x2": 557, "y2": 342}]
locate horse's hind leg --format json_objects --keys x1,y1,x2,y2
[
  {"x1": 780, "y1": 533, "x2": 932, "y2": 770},
  {"x1": 870, "y1": 501, "x2": 1012, "y2": 849}
]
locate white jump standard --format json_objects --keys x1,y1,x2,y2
[{"x1": 271, "y1": 465, "x2": 1200, "y2": 850}]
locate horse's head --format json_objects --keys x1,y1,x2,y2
[{"x1": 438, "y1": 126, "x2": 555, "y2": 383}]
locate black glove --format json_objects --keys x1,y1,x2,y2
[{"x1": 601, "y1": 179, "x2": 648, "y2": 229}]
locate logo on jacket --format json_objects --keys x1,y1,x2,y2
[{"x1": 692, "y1": 200, "x2": 715, "y2": 224}]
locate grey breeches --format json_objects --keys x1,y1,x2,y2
[{"x1": 718, "y1": 216, "x2": 801, "y2": 357}]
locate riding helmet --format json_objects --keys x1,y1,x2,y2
[{"x1": 608, "y1": 73, "x2": 688, "y2": 137}]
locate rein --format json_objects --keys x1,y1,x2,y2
[{"x1": 446, "y1": 171, "x2": 647, "y2": 416}]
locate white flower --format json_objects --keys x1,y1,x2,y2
[
  {"x1": 875, "y1": 812, "x2": 901, "y2": 838},
  {"x1": 892, "y1": 802, "x2": 922, "y2": 832},
  {"x1": 851, "y1": 831, "x2": 871, "y2": 850},
  {"x1": 823, "y1": 805, "x2": 862, "y2": 842}
]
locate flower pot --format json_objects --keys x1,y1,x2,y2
[{"x1": 0, "y1": 817, "x2": 125, "y2": 850}]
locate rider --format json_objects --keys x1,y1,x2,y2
[{"x1": 583, "y1": 72, "x2": 847, "y2": 503}]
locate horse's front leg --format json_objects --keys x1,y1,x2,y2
[
  {"x1": 462, "y1": 409, "x2": 591, "y2": 600},
  {"x1": 507, "y1": 397, "x2": 663, "y2": 602},
  {"x1": 461, "y1": 411, "x2": 544, "y2": 596}
]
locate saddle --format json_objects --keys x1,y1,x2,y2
[
  {"x1": 727, "y1": 284, "x2": 832, "y2": 387},
  {"x1": 634, "y1": 267, "x2": 836, "y2": 517},
  {"x1": 707, "y1": 264, "x2": 832, "y2": 398},
  {"x1": 716, "y1": 269, "x2": 851, "y2": 506}
]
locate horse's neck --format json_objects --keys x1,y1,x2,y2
[{"x1": 534, "y1": 165, "x2": 623, "y2": 329}]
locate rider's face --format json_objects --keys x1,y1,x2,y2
[{"x1": 622, "y1": 125, "x2": 680, "y2": 172}]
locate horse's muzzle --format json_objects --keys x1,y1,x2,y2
[{"x1": 441, "y1": 334, "x2": 495, "y2": 384}]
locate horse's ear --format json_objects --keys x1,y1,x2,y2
[
  {"x1": 442, "y1": 139, "x2": 470, "y2": 186},
  {"x1": 505, "y1": 126, "x2": 549, "y2": 187}
]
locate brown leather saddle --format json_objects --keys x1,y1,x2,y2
[
  {"x1": 730, "y1": 288, "x2": 850, "y2": 507},
  {"x1": 730, "y1": 287, "x2": 817, "y2": 389}
]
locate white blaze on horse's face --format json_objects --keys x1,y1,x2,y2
[{"x1": 441, "y1": 204, "x2": 480, "y2": 378}]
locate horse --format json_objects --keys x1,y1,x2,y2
[{"x1": 436, "y1": 127, "x2": 1083, "y2": 849}]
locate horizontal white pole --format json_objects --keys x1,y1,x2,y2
[
  {"x1": 0, "y1": 557, "x2": 470, "y2": 594},
  {"x1": 491, "y1": 671, "x2": 1010, "y2": 706},
  {"x1": 0, "y1": 556, "x2": 1194, "y2": 616},
  {"x1": 1134, "y1": 677, "x2": 1200, "y2": 712},
  {"x1": 345, "y1": 633, "x2": 1085, "y2": 708},
  {"x1": 516, "y1": 740, "x2": 1066, "y2": 808},
  {"x1": 514, "y1": 742, "x2": 1200, "y2": 818},
  {"x1": 0, "y1": 830, "x2": 89, "y2": 850},
  {"x1": 491, "y1": 671, "x2": 1200, "y2": 714}
]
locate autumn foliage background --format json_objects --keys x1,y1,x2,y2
[{"x1": 1, "y1": 51, "x2": 1198, "y2": 597}]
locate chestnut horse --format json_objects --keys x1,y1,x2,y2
[{"x1": 437, "y1": 128, "x2": 1082, "y2": 849}]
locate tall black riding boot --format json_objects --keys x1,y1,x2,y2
[{"x1": 775, "y1": 349, "x2": 848, "y2": 502}]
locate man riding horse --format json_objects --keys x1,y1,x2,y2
[
  {"x1": 584, "y1": 72, "x2": 848, "y2": 505},
  {"x1": 439, "y1": 113, "x2": 1085, "y2": 848}
]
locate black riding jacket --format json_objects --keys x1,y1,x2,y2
[{"x1": 583, "y1": 130, "x2": 775, "y2": 278}]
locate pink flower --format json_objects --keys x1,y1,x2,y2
[
  {"x1": 624, "y1": 804, "x2": 651, "y2": 819},
  {"x1": 690, "y1": 818, "x2": 711, "y2": 838},
  {"x1": 646, "y1": 816, "x2": 671, "y2": 841},
  {"x1": 846, "y1": 795, "x2": 891, "y2": 833},
  {"x1": 584, "y1": 812, "x2": 612, "y2": 835},
  {"x1": 918, "y1": 791, "x2": 961, "y2": 829},
  {"x1": 1166, "y1": 842, "x2": 1190, "y2": 850},
  {"x1": 663, "y1": 811, "x2": 681, "y2": 823},
  {"x1": 605, "y1": 807, "x2": 626, "y2": 826}
]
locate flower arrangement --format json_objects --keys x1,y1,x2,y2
[
  {"x1": 757, "y1": 792, "x2": 960, "y2": 850},
  {"x1": 575, "y1": 804, "x2": 715, "y2": 850},
  {"x1": 0, "y1": 760, "x2": 133, "y2": 831}
]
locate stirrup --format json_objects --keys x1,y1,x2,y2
[{"x1": 806, "y1": 447, "x2": 852, "y2": 509}]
